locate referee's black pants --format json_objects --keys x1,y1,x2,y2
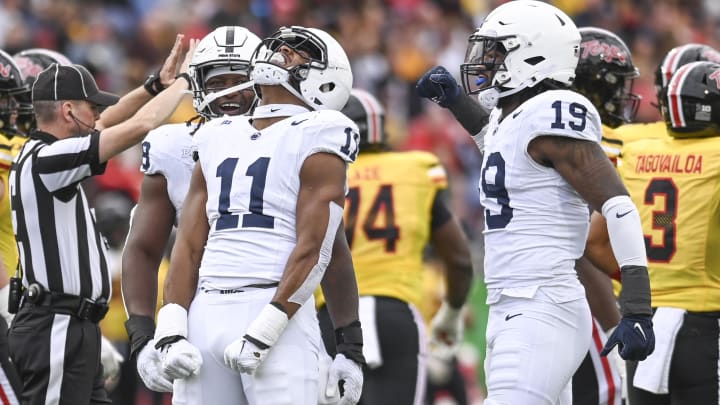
[
  {"x1": 319, "y1": 296, "x2": 425, "y2": 405},
  {"x1": 8, "y1": 306, "x2": 111, "y2": 405}
]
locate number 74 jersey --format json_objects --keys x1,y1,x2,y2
[
  {"x1": 193, "y1": 110, "x2": 359, "y2": 282},
  {"x1": 479, "y1": 90, "x2": 602, "y2": 289}
]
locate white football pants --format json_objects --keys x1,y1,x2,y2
[
  {"x1": 172, "y1": 287, "x2": 322, "y2": 405},
  {"x1": 484, "y1": 293, "x2": 592, "y2": 405}
]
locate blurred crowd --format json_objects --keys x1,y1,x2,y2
[
  {"x1": 3, "y1": 0, "x2": 719, "y2": 231},
  {"x1": 3, "y1": 1, "x2": 718, "y2": 403}
]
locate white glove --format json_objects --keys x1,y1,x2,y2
[
  {"x1": 429, "y1": 301, "x2": 465, "y2": 352},
  {"x1": 224, "y1": 303, "x2": 288, "y2": 375},
  {"x1": 426, "y1": 344, "x2": 454, "y2": 385},
  {"x1": 160, "y1": 338, "x2": 203, "y2": 379},
  {"x1": 155, "y1": 303, "x2": 203, "y2": 379},
  {"x1": 100, "y1": 335, "x2": 124, "y2": 382},
  {"x1": 137, "y1": 339, "x2": 173, "y2": 392},
  {"x1": 325, "y1": 354, "x2": 363, "y2": 405}
]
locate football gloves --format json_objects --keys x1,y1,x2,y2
[
  {"x1": 154, "y1": 303, "x2": 203, "y2": 379},
  {"x1": 429, "y1": 301, "x2": 465, "y2": 351},
  {"x1": 100, "y1": 335, "x2": 124, "y2": 382},
  {"x1": 326, "y1": 353, "x2": 363, "y2": 405},
  {"x1": 136, "y1": 338, "x2": 173, "y2": 392},
  {"x1": 416, "y1": 66, "x2": 462, "y2": 108},
  {"x1": 224, "y1": 303, "x2": 289, "y2": 374},
  {"x1": 601, "y1": 315, "x2": 655, "y2": 361}
]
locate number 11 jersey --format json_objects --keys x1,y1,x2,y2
[
  {"x1": 193, "y1": 109, "x2": 358, "y2": 283},
  {"x1": 479, "y1": 89, "x2": 602, "y2": 290}
]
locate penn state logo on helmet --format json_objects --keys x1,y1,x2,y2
[{"x1": 189, "y1": 26, "x2": 261, "y2": 119}]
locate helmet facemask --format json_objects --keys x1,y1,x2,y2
[
  {"x1": 460, "y1": 35, "x2": 512, "y2": 96},
  {"x1": 189, "y1": 26, "x2": 261, "y2": 119},
  {"x1": 251, "y1": 26, "x2": 352, "y2": 111}
]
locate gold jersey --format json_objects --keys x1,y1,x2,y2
[
  {"x1": 602, "y1": 122, "x2": 668, "y2": 166},
  {"x1": 316, "y1": 150, "x2": 447, "y2": 308},
  {"x1": 0, "y1": 135, "x2": 22, "y2": 275},
  {"x1": 619, "y1": 136, "x2": 720, "y2": 311}
]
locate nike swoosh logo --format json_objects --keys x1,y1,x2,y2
[
  {"x1": 270, "y1": 108, "x2": 280, "y2": 112},
  {"x1": 616, "y1": 210, "x2": 633, "y2": 218},
  {"x1": 291, "y1": 119, "x2": 308, "y2": 126},
  {"x1": 505, "y1": 313, "x2": 522, "y2": 321},
  {"x1": 633, "y1": 323, "x2": 647, "y2": 341},
  {"x1": 512, "y1": 109, "x2": 523, "y2": 119}
]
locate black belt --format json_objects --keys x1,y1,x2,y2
[{"x1": 22, "y1": 284, "x2": 109, "y2": 323}]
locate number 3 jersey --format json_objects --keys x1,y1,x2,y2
[
  {"x1": 479, "y1": 89, "x2": 602, "y2": 290},
  {"x1": 619, "y1": 136, "x2": 720, "y2": 311},
  {"x1": 193, "y1": 109, "x2": 358, "y2": 283}
]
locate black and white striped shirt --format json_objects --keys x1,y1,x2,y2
[{"x1": 10, "y1": 130, "x2": 110, "y2": 300}]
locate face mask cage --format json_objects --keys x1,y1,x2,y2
[
  {"x1": 193, "y1": 61, "x2": 252, "y2": 117},
  {"x1": 460, "y1": 35, "x2": 511, "y2": 95},
  {"x1": 255, "y1": 27, "x2": 328, "y2": 83},
  {"x1": 0, "y1": 93, "x2": 23, "y2": 134}
]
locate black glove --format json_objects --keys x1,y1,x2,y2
[
  {"x1": 600, "y1": 315, "x2": 655, "y2": 360},
  {"x1": 416, "y1": 66, "x2": 461, "y2": 108}
]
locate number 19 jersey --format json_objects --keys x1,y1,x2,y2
[
  {"x1": 193, "y1": 110, "x2": 358, "y2": 283},
  {"x1": 619, "y1": 136, "x2": 720, "y2": 311},
  {"x1": 480, "y1": 90, "x2": 602, "y2": 290}
]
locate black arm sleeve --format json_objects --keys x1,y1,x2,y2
[
  {"x1": 447, "y1": 93, "x2": 490, "y2": 135},
  {"x1": 430, "y1": 189, "x2": 452, "y2": 230}
]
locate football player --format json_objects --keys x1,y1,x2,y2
[
  {"x1": 0, "y1": 49, "x2": 28, "y2": 403},
  {"x1": 420, "y1": 2, "x2": 654, "y2": 403},
  {"x1": 570, "y1": 26, "x2": 641, "y2": 405},
  {"x1": 151, "y1": 26, "x2": 364, "y2": 404},
  {"x1": 605, "y1": 44, "x2": 720, "y2": 160},
  {"x1": 585, "y1": 60, "x2": 720, "y2": 405},
  {"x1": 123, "y1": 26, "x2": 261, "y2": 392},
  {"x1": 315, "y1": 89, "x2": 473, "y2": 404}
]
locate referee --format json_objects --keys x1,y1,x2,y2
[{"x1": 8, "y1": 36, "x2": 196, "y2": 404}]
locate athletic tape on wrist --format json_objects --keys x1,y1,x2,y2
[
  {"x1": 245, "y1": 303, "x2": 289, "y2": 347},
  {"x1": 154, "y1": 303, "x2": 188, "y2": 341}
]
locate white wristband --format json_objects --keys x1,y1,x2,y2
[
  {"x1": 154, "y1": 303, "x2": 188, "y2": 340},
  {"x1": 245, "y1": 304, "x2": 289, "y2": 347}
]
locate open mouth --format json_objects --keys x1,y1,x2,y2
[{"x1": 218, "y1": 101, "x2": 244, "y2": 115}]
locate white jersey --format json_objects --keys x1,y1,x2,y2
[
  {"x1": 479, "y1": 89, "x2": 602, "y2": 290},
  {"x1": 193, "y1": 109, "x2": 358, "y2": 285},
  {"x1": 140, "y1": 123, "x2": 196, "y2": 225}
]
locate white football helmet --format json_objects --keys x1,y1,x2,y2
[
  {"x1": 251, "y1": 26, "x2": 353, "y2": 111},
  {"x1": 460, "y1": 0, "x2": 581, "y2": 99},
  {"x1": 189, "y1": 26, "x2": 261, "y2": 118}
]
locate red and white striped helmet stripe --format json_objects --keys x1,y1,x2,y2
[
  {"x1": 661, "y1": 44, "x2": 694, "y2": 87},
  {"x1": 351, "y1": 89, "x2": 384, "y2": 144},
  {"x1": 667, "y1": 62, "x2": 697, "y2": 129}
]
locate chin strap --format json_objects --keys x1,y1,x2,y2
[
  {"x1": 251, "y1": 62, "x2": 316, "y2": 111},
  {"x1": 195, "y1": 81, "x2": 256, "y2": 116}
]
